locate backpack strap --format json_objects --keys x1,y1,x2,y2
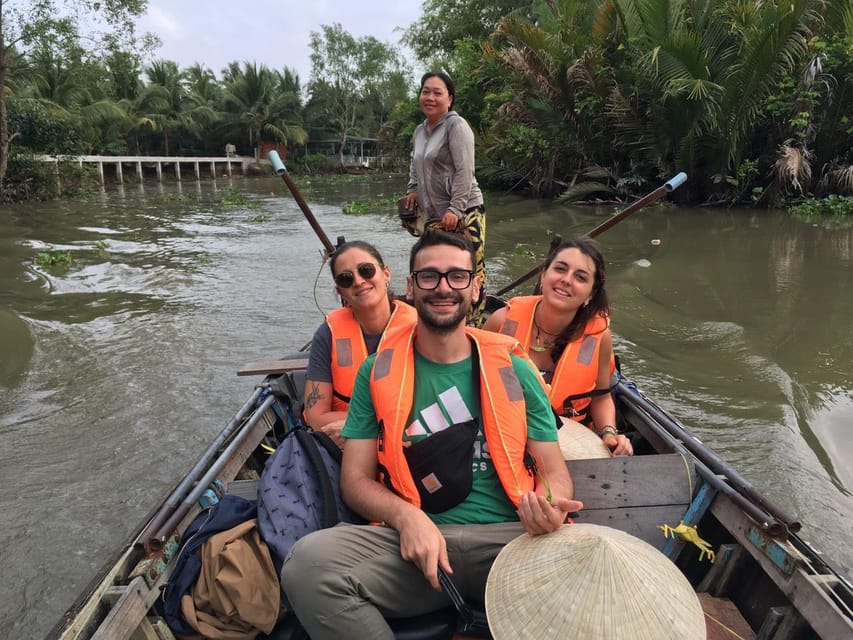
[
  {"x1": 332, "y1": 389, "x2": 351, "y2": 404},
  {"x1": 560, "y1": 371, "x2": 623, "y2": 417},
  {"x1": 293, "y1": 428, "x2": 340, "y2": 529},
  {"x1": 311, "y1": 429, "x2": 345, "y2": 465}
]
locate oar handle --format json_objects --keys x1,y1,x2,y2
[
  {"x1": 665, "y1": 172, "x2": 687, "y2": 191},
  {"x1": 269, "y1": 151, "x2": 336, "y2": 256},
  {"x1": 494, "y1": 173, "x2": 688, "y2": 297}
]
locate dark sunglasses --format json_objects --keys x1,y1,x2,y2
[{"x1": 334, "y1": 262, "x2": 378, "y2": 288}]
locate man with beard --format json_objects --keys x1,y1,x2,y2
[{"x1": 281, "y1": 230, "x2": 582, "y2": 640}]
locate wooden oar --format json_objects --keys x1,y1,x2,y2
[
  {"x1": 268, "y1": 150, "x2": 337, "y2": 256},
  {"x1": 133, "y1": 387, "x2": 264, "y2": 551},
  {"x1": 149, "y1": 393, "x2": 278, "y2": 550},
  {"x1": 494, "y1": 172, "x2": 688, "y2": 297}
]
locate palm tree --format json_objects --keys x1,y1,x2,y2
[
  {"x1": 607, "y1": 0, "x2": 822, "y2": 200},
  {"x1": 487, "y1": 0, "x2": 825, "y2": 202},
  {"x1": 482, "y1": 1, "x2": 618, "y2": 196},
  {"x1": 221, "y1": 62, "x2": 307, "y2": 158},
  {"x1": 138, "y1": 60, "x2": 216, "y2": 155}
]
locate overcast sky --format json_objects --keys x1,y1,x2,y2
[{"x1": 136, "y1": 0, "x2": 424, "y2": 84}]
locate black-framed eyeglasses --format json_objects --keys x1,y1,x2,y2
[
  {"x1": 334, "y1": 262, "x2": 378, "y2": 288},
  {"x1": 411, "y1": 269, "x2": 474, "y2": 290}
]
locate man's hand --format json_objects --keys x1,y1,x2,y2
[
  {"x1": 404, "y1": 192, "x2": 418, "y2": 210},
  {"x1": 518, "y1": 491, "x2": 584, "y2": 536},
  {"x1": 395, "y1": 508, "x2": 452, "y2": 590},
  {"x1": 441, "y1": 210, "x2": 461, "y2": 231}
]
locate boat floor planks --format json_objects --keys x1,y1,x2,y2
[{"x1": 699, "y1": 592, "x2": 756, "y2": 640}]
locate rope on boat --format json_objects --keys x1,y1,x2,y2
[{"x1": 703, "y1": 611, "x2": 749, "y2": 640}]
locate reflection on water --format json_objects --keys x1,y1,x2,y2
[{"x1": 0, "y1": 179, "x2": 851, "y2": 638}]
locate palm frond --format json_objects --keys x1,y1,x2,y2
[
  {"x1": 818, "y1": 165, "x2": 853, "y2": 195},
  {"x1": 556, "y1": 180, "x2": 616, "y2": 203},
  {"x1": 772, "y1": 139, "x2": 814, "y2": 194}
]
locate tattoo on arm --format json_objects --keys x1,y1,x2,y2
[{"x1": 306, "y1": 382, "x2": 322, "y2": 410}]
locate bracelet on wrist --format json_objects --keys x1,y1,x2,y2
[{"x1": 598, "y1": 426, "x2": 618, "y2": 438}]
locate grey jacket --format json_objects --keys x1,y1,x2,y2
[{"x1": 407, "y1": 111, "x2": 483, "y2": 221}]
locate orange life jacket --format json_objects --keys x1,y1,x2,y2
[
  {"x1": 327, "y1": 300, "x2": 416, "y2": 411},
  {"x1": 500, "y1": 295, "x2": 610, "y2": 422},
  {"x1": 370, "y1": 325, "x2": 538, "y2": 508}
]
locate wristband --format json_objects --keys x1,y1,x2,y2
[{"x1": 599, "y1": 427, "x2": 618, "y2": 438}]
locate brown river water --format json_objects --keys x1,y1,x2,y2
[{"x1": 0, "y1": 176, "x2": 851, "y2": 638}]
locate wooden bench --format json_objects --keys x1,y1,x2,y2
[
  {"x1": 566, "y1": 453, "x2": 695, "y2": 550},
  {"x1": 229, "y1": 452, "x2": 695, "y2": 552},
  {"x1": 237, "y1": 357, "x2": 309, "y2": 377}
]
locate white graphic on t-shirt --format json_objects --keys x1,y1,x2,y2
[
  {"x1": 420, "y1": 402, "x2": 450, "y2": 433},
  {"x1": 405, "y1": 420, "x2": 428, "y2": 438},
  {"x1": 439, "y1": 386, "x2": 474, "y2": 423},
  {"x1": 406, "y1": 383, "x2": 493, "y2": 475}
]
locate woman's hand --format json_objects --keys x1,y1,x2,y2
[
  {"x1": 318, "y1": 419, "x2": 347, "y2": 449},
  {"x1": 405, "y1": 192, "x2": 418, "y2": 210},
  {"x1": 441, "y1": 210, "x2": 461, "y2": 231},
  {"x1": 602, "y1": 432, "x2": 633, "y2": 456}
]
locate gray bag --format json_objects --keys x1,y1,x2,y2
[{"x1": 257, "y1": 427, "x2": 364, "y2": 569}]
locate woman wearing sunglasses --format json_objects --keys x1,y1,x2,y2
[{"x1": 303, "y1": 241, "x2": 416, "y2": 447}]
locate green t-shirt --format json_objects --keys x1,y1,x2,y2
[{"x1": 342, "y1": 349, "x2": 557, "y2": 524}]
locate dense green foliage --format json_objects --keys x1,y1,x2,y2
[
  {"x1": 3, "y1": 0, "x2": 853, "y2": 208},
  {"x1": 789, "y1": 195, "x2": 853, "y2": 217},
  {"x1": 400, "y1": 0, "x2": 853, "y2": 207}
]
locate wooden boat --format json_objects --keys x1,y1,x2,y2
[{"x1": 48, "y1": 341, "x2": 853, "y2": 640}]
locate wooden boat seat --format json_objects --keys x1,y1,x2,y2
[
  {"x1": 229, "y1": 452, "x2": 696, "y2": 547},
  {"x1": 237, "y1": 357, "x2": 310, "y2": 377},
  {"x1": 566, "y1": 453, "x2": 696, "y2": 550}
]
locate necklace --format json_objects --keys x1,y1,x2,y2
[{"x1": 530, "y1": 317, "x2": 560, "y2": 352}]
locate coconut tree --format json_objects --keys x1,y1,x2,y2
[
  {"x1": 481, "y1": 0, "x2": 624, "y2": 196},
  {"x1": 605, "y1": 0, "x2": 823, "y2": 201},
  {"x1": 0, "y1": 0, "x2": 147, "y2": 190},
  {"x1": 220, "y1": 61, "x2": 306, "y2": 158},
  {"x1": 138, "y1": 60, "x2": 216, "y2": 156},
  {"x1": 185, "y1": 63, "x2": 222, "y2": 108}
]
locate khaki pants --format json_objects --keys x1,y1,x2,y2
[{"x1": 281, "y1": 521, "x2": 525, "y2": 640}]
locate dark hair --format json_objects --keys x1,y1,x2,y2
[
  {"x1": 543, "y1": 237, "x2": 611, "y2": 364},
  {"x1": 409, "y1": 229, "x2": 475, "y2": 273},
  {"x1": 330, "y1": 240, "x2": 385, "y2": 275},
  {"x1": 420, "y1": 72, "x2": 455, "y2": 109}
]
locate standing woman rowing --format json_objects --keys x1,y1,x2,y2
[
  {"x1": 303, "y1": 241, "x2": 416, "y2": 447},
  {"x1": 484, "y1": 237, "x2": 633, "y2": 456},
  {"x1": 403, "y1": 71, "x2": 487, "y2": 325}
]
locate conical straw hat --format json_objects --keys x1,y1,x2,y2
[
  {"x1": 485, "y1": 524, "x2": 706, "y2": 640},
  {"x1": 557, "y1": 417, "x2": 612, "y2": 460}
]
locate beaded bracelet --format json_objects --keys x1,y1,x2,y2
[{"x1": 599, "y1": 427, "x2": 618, "y2": 438}]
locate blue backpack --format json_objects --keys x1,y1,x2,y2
[{"x1": 257, "y1": 427, "x2": 365, "y2": 570}]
